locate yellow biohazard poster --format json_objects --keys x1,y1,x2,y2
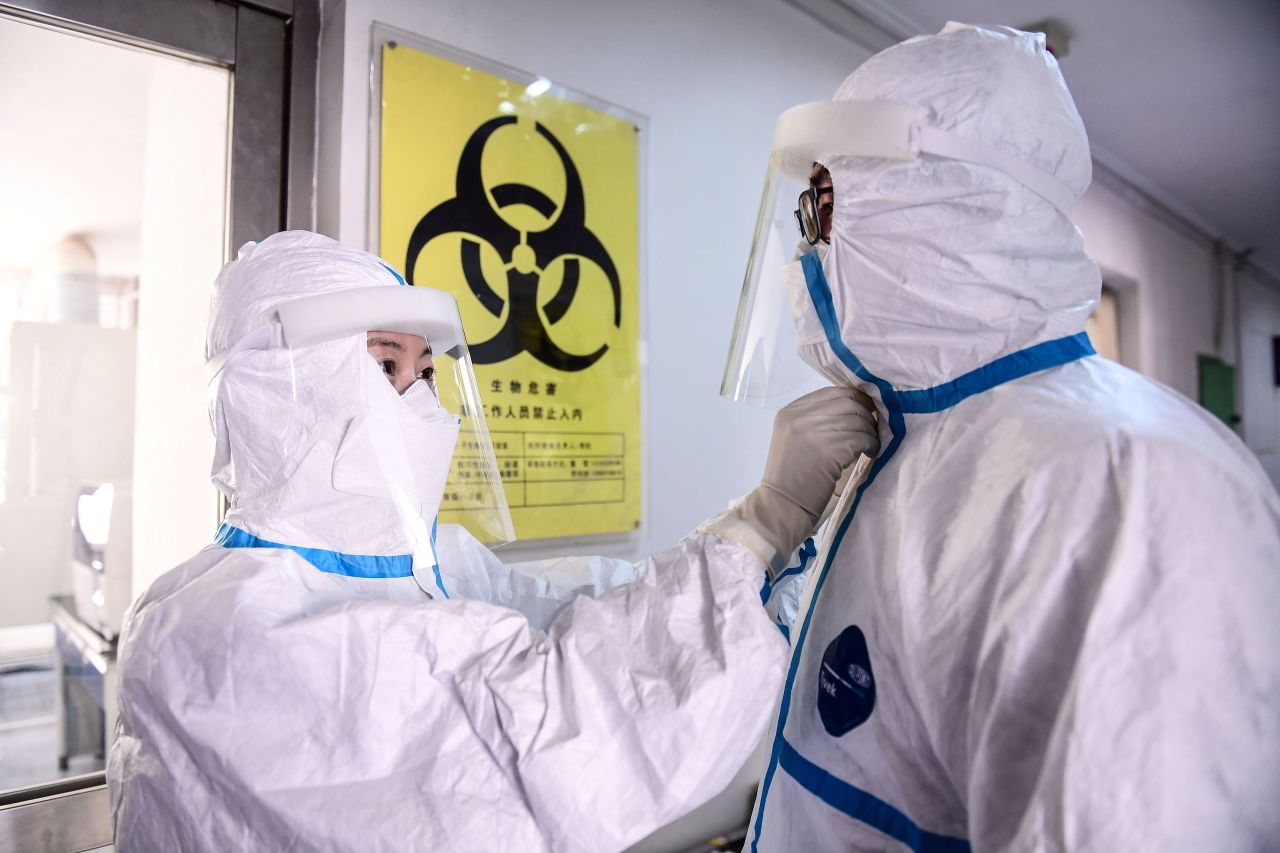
[{"x1": 379, "y1": 40, "x2": 642, "y2": 541}]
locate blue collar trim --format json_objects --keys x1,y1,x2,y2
[
  {"x1": 798, "y1": 251, "x2": 1094, "y2": 414},
  {"x1": 214, "y1": 524, "x2": 415, "y2": 579},
  {"x1": 894, "y1": 333, "x2": 1095, "y2": 413}
]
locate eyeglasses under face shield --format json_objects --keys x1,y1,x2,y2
[{"x1": 794, "y1": 183, "x2": 834, "y2": 246}]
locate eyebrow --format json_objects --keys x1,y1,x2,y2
[
  {"x1": 810, "y1": 170, "x2": 832, "y2": 190},
  {"x1": 369, "y1": 337, "x2": 432, "y2": 357}
]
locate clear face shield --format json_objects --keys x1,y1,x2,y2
[
  {"x1": 276, "y1": 285, "x2": 516, "y2": 546},
  {"x1": 721, "y1": 100, "x2": 1078, "y2": 406},
  {"x1": 721, "y1": 100, "x2": 928, "y2": 407},
  {"x1": 209, "y1": 284, "x2": 515, "y2": 571}
]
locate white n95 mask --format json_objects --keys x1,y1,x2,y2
[{"x1": 331, "y1": 363, "x2": 460, "y2": 515}]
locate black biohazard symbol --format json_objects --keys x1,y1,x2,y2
[{"x1": 405, "y1": 116, "x2": 621, "y2": 371}]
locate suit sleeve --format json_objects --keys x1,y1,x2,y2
[
  {"x1": 434, "y1": 522, "x2": 646, "y2": 631},
  {"x1": 112, "y1": 533, "x2": 788, "y2": 853},
  {"x1": 456, "y1": 533, "x2": 790, "y2": 850}
]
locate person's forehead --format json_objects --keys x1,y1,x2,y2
[
  {"x1": 809, "y1": 161, "x2": 831, "y2": 185},
  {"x1": 367, "y1": 330, "x2": 431, "y2": 356}
]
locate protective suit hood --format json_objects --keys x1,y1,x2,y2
[
  {"x1": 206, "y1": 230, "x2": 455, "y2": 570},
  {"x1": 799, "y1": 22, "x2": 1101, "y2": 394}
]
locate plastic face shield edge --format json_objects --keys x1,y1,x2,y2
[
  {"x1": 721, "y1": 100, "x2": 930, "y2": 408},
  {"x1": 277, "y1": 285, "x2": 516, "y2": 545}
]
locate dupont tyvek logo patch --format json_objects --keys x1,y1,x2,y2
[{"x1": 817, "y1": 625, "x2": 876, "y2": 737}]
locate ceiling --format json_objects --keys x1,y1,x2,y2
[
  {"x1": 4, "y1": 3, "x2": 1277, "y2": 279},
  {"x1": 784, "y1": 0, "x2": 1280, "y2": 279}
]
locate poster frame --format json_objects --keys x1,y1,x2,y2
[{"x1": 366, "y1": 22, "x2": 650, "y2": 552}]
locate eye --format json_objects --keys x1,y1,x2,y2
[
  {"x1": 420, "y1": 366, "x2": 435, "y2": 383},
  {"x1": 380, "y1": 360, "x2": 396, "y2": 376}
]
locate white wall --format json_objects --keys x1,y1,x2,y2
[
  {"x1": 0, "y1": 323, "x2": 134, "y2": 628},
  {"x1": 317, "y1": 0, "x2": 874, "y2": 561}
]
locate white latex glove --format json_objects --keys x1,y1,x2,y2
[{"x1": 704, "y1": 387, "x2": 880, "y2": 577}]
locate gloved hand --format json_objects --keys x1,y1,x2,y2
[
  {"x1": 704, "y1": 387, "x2": 880, "y2": 577},
  {"x1": 819, "y1": 458, "x2": 863, "y2": 527},
  {"x1": 760, "y1": 386, "x2": 878, "y2": 520}
]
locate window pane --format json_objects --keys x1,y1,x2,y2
[{"x1": 0, "y1": 14, "x2": 229, "y2": 793}]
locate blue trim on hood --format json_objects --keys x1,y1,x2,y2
[
  {"x1": 214, "y1": 524, "x2": 415, "y2": 579},
  {"x1": 797, "y1": 251, "x2": 1094, "y2": 415},
  {"x1": 379, "y1": 261, "x2": 409, "y2": 286},
  {"x1": 751, "y1": 250, "x2": 1092, "y2": 851}
]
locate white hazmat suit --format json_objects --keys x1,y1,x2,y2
[
  {"x1": 745, "y1": 24, "x2": 1280, "y2": 852},
  {"x1": 106, "y1": 232, "x2": 879, "y2": 851}
]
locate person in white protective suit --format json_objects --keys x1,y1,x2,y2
[
  {"x1": 106, "y1": 230, "x2": 881, "y2": 852},
  {"x1": 721, "y1": 23, "x2": 1280, "y2": 853}
]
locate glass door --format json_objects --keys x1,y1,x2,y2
[{"x1": 0, "y1": 11, "x2": 230, "y2": 793}]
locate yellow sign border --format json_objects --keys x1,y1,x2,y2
[{"x1": 369, "y1": 25, "x2": 650, "y2": 546}]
